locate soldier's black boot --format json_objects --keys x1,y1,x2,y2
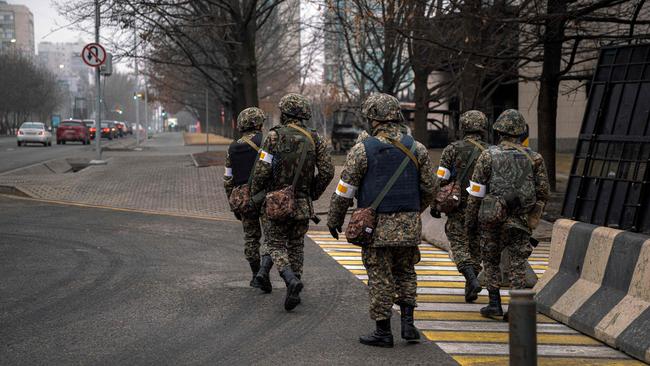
[
  {"x1": 359, "y1": 319, "x2": 394, "y2": 348},
  {"x1": 254, "y1": 255, "x2": 273, "y2": 293},
  {"x1": 480, "y1": 289, "x2": 504, "y2": 318},
  {"x1": 399, "y1": 304, "x2": 420, "y2": 342},
  {"x1": 460, "y1": 267, "x2": 482, "y2": 303},
  {"x1": 249, "y1": 260, "x2": 261, "y2": 288},
  {"x1": 280, "y1": 268, "x2": 303, "y2": 311}
]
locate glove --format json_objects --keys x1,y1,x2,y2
[
  {"x1": 430, "y1": 207, "x2": 441, "y2": 219},
  {"x1": 328, "y1": 225, "x2": 342, "y2": 240}
]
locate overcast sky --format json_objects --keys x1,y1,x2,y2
[{"x1": 15, "y1": 0, "x2": 87, "y2": 52}]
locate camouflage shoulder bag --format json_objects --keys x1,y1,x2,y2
[
  {"x1": 264, "y1": 125, "x2": 313, "y2": 221},
  {"x1": 346, "y1": 140, "x2": 418, "y2": 246},
  {"x1": 435, "y1": 140, "x2": 484, "y2": 213},
  {"x1": 229, "y1": 136, "x2": 260, "y2": 217}
]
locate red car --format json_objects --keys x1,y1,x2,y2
[{"x1": 57, "y1": 119, "x2": 90, "y2": 145}]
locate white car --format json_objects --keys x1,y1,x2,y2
[{"x1": 17, "y1": 122, "x2": 52, "y2": 147}]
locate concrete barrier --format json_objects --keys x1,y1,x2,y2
[{"x1": 534, "y1": 219, "x2": 650, "y2": 363}]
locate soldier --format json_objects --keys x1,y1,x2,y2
[
  {"x1": 250, "y1": 93, "x2": 334, "y2": 311},
  {"x1": 327, "y1": 93, "x2": 436, "y2": 348},
  {"x1": 224, "y1": 107, "x2": 268, "y2": 288},
  {"x1": 433, "y1": 110, "x2": 489, "y2": 303},
  {"x1": 465, "y1": 109, "x2": 550, "y2": 318}
]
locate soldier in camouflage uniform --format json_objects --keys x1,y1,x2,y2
[
  {"x1": 224, "y1": 107, "x2": 268, "y2": 288},
  {"x1": 327, "y1": 93, "x2": 436, "y2": 347},
  {"x1": 465, "y1": 109, "x2": 550, "y2": 318},
  {"x1": 250, "y1": 93, "x2": 334, "y2": 311},
  {"x1": 434, "y1": 110, "x2": 489, "y2": 303}
]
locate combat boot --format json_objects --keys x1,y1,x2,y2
[
  {"x1": 399, "y1": 304, "x2": 420, "y2": 342},
  {"x1": 249, "y1": 260, "x2": 261, "y2": 288},
  {"x1": 480, "y1": 289, "x2": 504, "y2": 318},
  {"x1": 280, "y1": 268, "x2": 303, "y2": 311},
  {"x1": 254, "y1": 255, "x2": 273, "y2": 293},
  {"x1": 460, "y1": 267, "x2": 482, "y2": 303},
  {"x1": 359, "y1": 319, "x2": 394, "y2": 348}
]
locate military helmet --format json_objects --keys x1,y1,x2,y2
[
  {"x1": 361, "y1": 93, "x2": 404, "y2": 122},
  {"x1": 460, "y1": 110, "x2": 488, "y2": 133},
  {"x1": 237, "y1": 107, "x2": 266, "y2": 132},
  {"x1": 493, "y1": 109, "x2": 527, "y2": 136},
  {"x1": 278, "y1": 93, "x2": 312, "y2": 120}
]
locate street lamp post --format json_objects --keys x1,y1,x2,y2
[
  {"x1": 134, "y1": 20, "x2": 140, "y2": 147},
  {"x1": 93, "y1": 0, "x2": 102, "y2": 161}
]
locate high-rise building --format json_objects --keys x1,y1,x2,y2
[{"x1": 0, "y1": 1, "x2": 34, "y2": 55}]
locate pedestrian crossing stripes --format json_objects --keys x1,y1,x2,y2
[{"x1": 307, "y1": 231, "x2": 642, "y2": 365}]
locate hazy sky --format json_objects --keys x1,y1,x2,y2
[{"x1": 15, "y1": 0, "x2": 87, "y2": 52}]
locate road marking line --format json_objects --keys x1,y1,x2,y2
[
  {"x1": 415, "y1": 321, "x2": 577, "y2": 333},
  {"x1": 436, "y1": 343, "x2": 631, "y2": 358},
  {"x1": 423, "y1": 331, "x2": 601, "y2": 345}
]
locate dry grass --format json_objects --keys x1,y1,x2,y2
[{"x1": 183, "y1": 132, "x2": 232, "y2": 146}]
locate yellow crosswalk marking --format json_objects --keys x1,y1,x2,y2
[
  {"x1": 452, "y1": 356, "x2": 644, "y2": 366},
  {"x1": 423, "y1": 331, "x2": 601, "y2": 345},
  {"x1": 414, "y1": 311, "x2": 555, "y2": 322}
]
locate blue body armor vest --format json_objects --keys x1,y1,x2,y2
[
  {"x1": 358, "y1": 135, "x2": 420, "y2": 213},
  {"x1": 229, "y1": 132, "x2": 263, "y2": 186}
]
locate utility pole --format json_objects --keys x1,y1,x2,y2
[
  {"x1": 93, "y1": 0, "x2": 102, "y2": 161},
  {"x1": 134, "y1": 20, "x2": 140, "y2": 147},
  {"x1": 205, "y1": 88, "x2": 209, "y2": 152},
  {"x1": 144, "y1": 73, "x2": 149, "y2": 140}
]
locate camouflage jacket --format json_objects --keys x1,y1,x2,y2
[
  {"x1": 250, "y1": 118, "x2": 334, "y2": 220},
  {"x1": 435, "y1": 133, "x2": 488, "y2": 207},
  {"x1": 465, "y1": 136, "x2": 550, "y2": 234},
  {"x1": 327, "y1": 123, "x2": 436, "y2": 247},
  {"x1": 224, "y1": 131, "x2": 261, "y2": 198}
]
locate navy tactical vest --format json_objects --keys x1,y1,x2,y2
[
  {"x1": 358, "y1": 135, "x2": 420, "y2": 213},
  {"x1": 229, "y1": 132, "x2": 263, "y2": 186}
]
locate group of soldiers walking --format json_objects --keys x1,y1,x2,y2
[{"x1": 224, "y1": 92, "x2": 549, "y2": 348}]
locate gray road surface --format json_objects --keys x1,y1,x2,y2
[{"x1": 0, "y1": 196, "x2": 457, "y2": 365}]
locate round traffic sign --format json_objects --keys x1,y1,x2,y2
[{"x1": 81, "y1": 43, "x2": 107, "y2": 67}]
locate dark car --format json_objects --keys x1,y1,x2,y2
[
  {"x1": 89, "y1": 121, "x2": 116, "y2": 140},
  {"x1": 331, "y1": 123, "x2": 365, "y2": 153},
  {"x1": 114, "y1": 122, "x2": 127, "y2": 137},
  {"x1": 57, "y1": 119, "x2": 90, "y2": 145}
]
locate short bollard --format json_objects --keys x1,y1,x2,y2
[{"x1": 509, "y1": 289, "x2": 537, "y2": 366}]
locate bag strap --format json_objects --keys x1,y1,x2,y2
[
  {"x1": 386, "y1": 137, "x2": 419, "y2": 170},
  {"x1": 370, "y1": 142, "x2": 418, "y2": 210},
  {"x1": 457, "y1": 139, "x2": 485, "y2": 184},
  {"x1": 288, "y1": 123, "x2": 315, "y2": 147},
  {"x1": 291, "y1": 140, "x2": 309, "y2": 191},
  {"x1": 241, "y1": 136, "x2": 260, "y2": 152},
  {"x1": 502, "y1": 140, "x2": 535, "y2": 165}
]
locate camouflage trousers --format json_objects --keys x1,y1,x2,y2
[
  {"x1": 241, "y1": 216, "x2": 265, "y2": 264},
  {"x1": 361, "y1": 246, "x2": 421, "y2": 321},
  {"x1": 446, "y1": 210, "x2": 481, "y2": 274},
  {"x1": 261, "y1": 216, "x2": 309, "y2": 276},
  {"x1": 481, "y1": 227, "x2": 533, "y2": 291}
]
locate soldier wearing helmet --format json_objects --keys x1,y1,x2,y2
[
  {"x1": 224, "y1": 107, "x2": 268, "y2": 288},
  {"x1": 432, "y1": 110, "x2": 489, "y2": 304},
  {"x1": 465, "y1": 109, "x2": 550, "y2": 319},
  {"x1": 250, "y1": 93, "x2": 334, "y2": 311},
  {"x1": 327, "y1": 93, "x2": 436, "y2": 348}
]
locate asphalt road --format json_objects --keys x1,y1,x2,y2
[
  {"x1": 0, "y1": 136, "x2": 98, "y2": 174},
  {"x1": 0, "y1": 196, "x2": 457, "y2": 366}
]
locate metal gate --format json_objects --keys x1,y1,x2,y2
[{"x1": 562, "y1": 44, "x2": 650, "y2": 233}]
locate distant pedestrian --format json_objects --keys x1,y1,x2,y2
[
  {"x1": 327, "y1": 93, "x2": 436, "y2": 347},
  {"x1": 465, "y1": 109, "x2": 550, "y2": 319},
  {"x1": 433, "y1": 110, "x2": 489, "y2": 303},
  {"x1": 250, "y1": 93, "x2": 334, "y2": 311},
  {"x1": 224, "y1": 107, "x2": 269, "y2": 289}
]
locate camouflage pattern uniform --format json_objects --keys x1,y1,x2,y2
[
  {"x1": 328, "y1": 94, "x2": 436, "y2": 322},
  {"x1": 250, "y1": 94, "x2": 334, "y2": 278},
  {"x1": 224, "y1": 107, "x2": 267, "y2": 279},
  {"x1": 466, "y1": 110, "x2": 550, "y2": 298},
  {"x1": 435, "y1": 111, "x2": 488, "y2": 276}
]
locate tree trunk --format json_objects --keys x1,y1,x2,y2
[
  {"x1": 413, "y1": 67, "x2": 429, "y2": 145},
  {"x1": 537, "y1": 0, "x2": 566, "y2": 192}
]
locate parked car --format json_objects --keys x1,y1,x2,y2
[
  {"x1": 17, "y1": 122, "x2": 52, "y2": 147},
  {"x1": 57, "y1": 119, "x2": 90, "y2": 145}
]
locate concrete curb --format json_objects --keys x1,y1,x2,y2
[{"x1": 534, "y1": 219, "x2": 650, "y2": 363}]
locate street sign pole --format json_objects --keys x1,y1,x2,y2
[
  {"x1": 134, "y1": 20, "x2": 140, "y2": 147},
  {"x1": 94, "y1": 0, "x2": 102, "y2": 161},
  {"x1": 205, "y1": 88, "x2": 209, "y2": 152}
]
